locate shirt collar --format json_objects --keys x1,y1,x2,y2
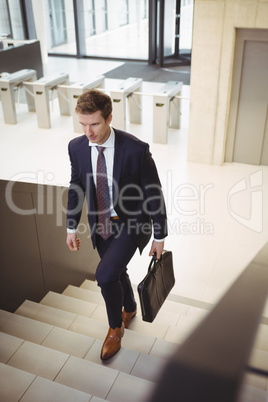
[{"x1": 88, "y1": 127, "x2": 115, "y2": 148}]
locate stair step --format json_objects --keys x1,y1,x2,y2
[
  {"x1": 20, "y1": 375, "x2": 94, "y2": 402},
  {"x1": 0, "y1": 331, "x2": 24, "y2": 363},
  {"x1": 39, "y1": 289, "x2": 179, "y2": 340},
  {"x1": 13, "y1": 292, "x2": 210, "y2": 356},
  {"x1": 7, "y1": 339, "x2": 70, "y2": 381},
  {"x1": 63, "y1": 285, "x2": 105, "y2": 306},
  {"x1": 80, "y1": 279, "x2": 99, "y2": 292},
  {"x1": 0, "y1": 363, "x2": 94, "y2": 402},
  {"x1": 7, "y1": 304, "x2": 268, "y2": 376},
  {"x1": 0, "y1": 310, "x2": 169, "y2": 380},
  {"x1": 106, "y1": 371, "x2": 154, "y2": 402},
  {"x1": 14, "y1": 302, "x2": 162, "y2": 354},
  {"x1": 41, "y1": 326, "x2": 95, "y2": 359},
  {"x1": 237, "y1": 382, "x2": 268, "y2": 402},
  {"x1": 55, "y1": 355, "x2": 155, "y2": 402},
  {"x1": 15, "y1": 300, "x2": 77, "y2": 330},
  {"x1": 0, "y1": 310, "x2": 169, "y2": 382},
  {"x1": 253, "y1": 323, "x2": 268, "y2": 352},
  {"x1": 149, "y1": 338, "x2": 177, "y2": 360},
  {"x1": 81, "y1": 280, "x2": 195, "y2": 317},
  {"x1": 248, "y1": 347, "x2": 268, "y2": 374},
  {"x1": 1, "y1": 311, "x2": 54, "y2": 344},
  {"x1": 69, "y1": 314, "x2": 162, "y2": 355},
  {"x1": 14, "y1": 296, "x2": 201, "y2": 352},
  {"x1": 64, "y1": 284, "x2": 184, "y2": 329},
  {"x1": 4, "y1": 315, "x2": 95, "y2": 364},
  {"x1": 2, "y1": 270, "x2": 268, "y2": 402},
  {"x1": 130, "y1": 352, "x2": 166, "y2": 383},
  {"x1": 0, "y1": 309, "x2": 13, "y2": 330},
  {"x1": 55, "y1": 355, "x2": 119, "y2": 399},
  {"x1": 13, "y1": 300, "x2": 177, "y2": 359},
  {"x1": 61, "y1": 284, "x2": 204, "y2": 341},
  {"x1": 0, "y1": 362, "x2": 36, "y2": 402},
  {"x1": 83, "y1": 338, "x2": 166, "y2": 383},
  {"x1": 242, "y1": 372, "x2": 268, "y2": 394},
  {"x1": 1, "y1": 345, "x2": 267, "y2": 402},
  {"x1": 40, "y1": 291, "x2": 97, "y2": 317},
  {"x1": 0, "y1": 332, "x2": 155, "y2": 401},
  {"x1": 84, "y1": 338, "x2": 140, "y2": 373}
]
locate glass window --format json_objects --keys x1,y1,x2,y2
[
  {"x1": 119, "y1": 0, "x2": 129, "y2": 26},
  {"x1": 46, "y1": 0, "x2": 76, "y2": 55},
  {"x1": 94, "y1": 0, "x2": 107, "y2": 33},
  {"x1": 9, "y1": 0, "x2": 24, "y2": 39},
  {"x1": 163, "y1": 0, "x2": 176, "y2": 58},
  {"x1": 45, "y1": 0, "x2": 148, "y2": 60},
  {"x1": 179, "y1": 0, "x2": 194, "y2": 55},
  {"x1": 0, "y1": 0, "x2": 11, "y2": 37},
  {"x1": 83, "y1": 0, "x2": 96, "y2": 37},
  {"x1": 0, "y1": 0, "x2": 24, "y2": 39},
  {"x1": 84, "y1": 0, "x2": 148, "y2": 60}
]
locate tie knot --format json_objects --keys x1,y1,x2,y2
[{"x1": 97, "y1": 146, "x2": 105, "y2": 154}]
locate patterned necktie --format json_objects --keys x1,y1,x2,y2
[{"x1": 96, "y1": 146, "x2": 111, "y2": 239}]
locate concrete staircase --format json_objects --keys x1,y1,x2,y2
[{"x1": 0, "y1": 279, "x2": 268, "y2": 401}]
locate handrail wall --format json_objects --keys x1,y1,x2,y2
[
  {"x1": 0, "y1": 179, "x2": 99, "y2": 311},
  {"x1": 148, "y1": 242, "x2": 268, "y2": 402}
]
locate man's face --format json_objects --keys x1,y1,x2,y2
[{"x1": 78, "y1": 110, "x2": 112, "y2": 145}]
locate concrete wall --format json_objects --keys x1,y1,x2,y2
[
  {"x1": 0, "y1": 180, "x2": 99, "y2": 312},
  {"x1": 187, "y1": 0, "x2": 268, "y2": 165}
]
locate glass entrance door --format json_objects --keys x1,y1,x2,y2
[
  {"x1": 158, "y1": 0, "x2": 194, "y2": 66},
  {"x1": 48, "y1": 0, "x2": 67, "y2": 47}
]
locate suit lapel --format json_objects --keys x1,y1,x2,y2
[
  {"x1": 81, "y1": 137, "x2": 93, "y2": 181},
  {"x1": 80, "y1": 138, "x2": 97, "y2": 213},
  {"x1": 113, "y1": 130, "x2": 125, "y2": 202}
]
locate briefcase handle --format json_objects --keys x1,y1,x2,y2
[{"x1": 147, "y1": 252, "x2": 161, "y2": 274}]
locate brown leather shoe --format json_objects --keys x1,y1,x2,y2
[
  {"x1": 122, "y1": 308, "x2": 137, "y2": 329},
  {"x1": 100, "y1": 325, "x2": 124, "y2": 360}
]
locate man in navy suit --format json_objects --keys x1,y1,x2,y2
[{"x1": 66, "y1": 89, "x2": 167, "y2": 360}]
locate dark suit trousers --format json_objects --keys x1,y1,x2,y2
[{"x1": 95, "y1": 219, "x2": 137, "y2": 329}]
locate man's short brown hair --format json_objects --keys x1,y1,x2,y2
[{"x1": 75, "y1": 89, "x2": 112, "y2": 120}]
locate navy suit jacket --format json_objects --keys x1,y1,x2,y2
[{"x1": 67, "y1": 128, "x2": 167, "y2": 253}]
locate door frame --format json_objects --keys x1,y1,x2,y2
[{"x1": 225, "y1": 28, "x2": 268, "y2": 163}]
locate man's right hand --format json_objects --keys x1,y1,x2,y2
[{"x1": 66, "y1": 232, "x2": 81, "y2": 251}]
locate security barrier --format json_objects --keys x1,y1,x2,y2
[
  {"x1": 153, "y1": 81, "x2": 183, "y2": 143},
  {"x1": 110, "y1": 77, "x2": 143, "y2": 131},
  {"x1": 0, "y1": 69, "x2": 37, "y2": 124},
  {"x1": 23, "y1": 72, "x2": 70, "y2": 128},
  {"x1": 0, "y1": 70, "x2": 188, "y2": 143}
]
